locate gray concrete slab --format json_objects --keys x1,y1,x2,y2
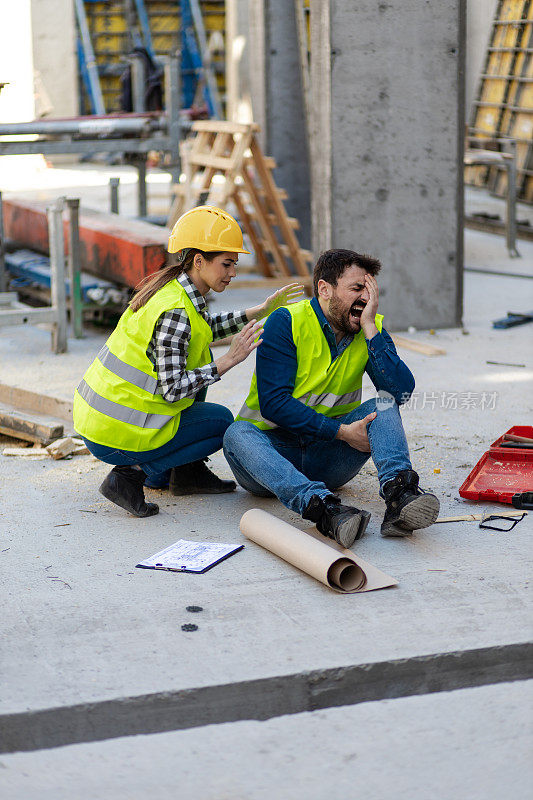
[
  {"x1": 1, "y1": 260, "x2": 531, "y2": 734},
  {"x1": 1, "y1": 681, "x2": 531, "y2": 800},
  {"x1": 0, "y1": 161, "x2": 532, "y2": 753}
]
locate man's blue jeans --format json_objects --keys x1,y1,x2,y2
[
  {"x1": 82, "y1": 401, "x2": 233, "y2": 488},
  {"x1": 223, "y1": 398, "x2": 412, "y2": 516}
]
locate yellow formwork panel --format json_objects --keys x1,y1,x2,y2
[{"x1": 81, "y1": 0, "x2": 226, "y2": 114}]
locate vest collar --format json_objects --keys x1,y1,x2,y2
[
  {"x1": 310, "y1": 296, "x2": 355, "y2": 359},
  {"x1": 177, "y1": 272, "x2": 208, "y2": 318}
]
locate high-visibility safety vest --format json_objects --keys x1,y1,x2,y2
[
  {"x1": 237, "y1": 300, "x2": 383, "y2": 430},
  {"x1": 73, "y1": 280, "x2": 213, "y2": 451}
]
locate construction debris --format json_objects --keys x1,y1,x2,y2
[
  {"x1": 3, "y1": 436, "x2": 89, "y2": 460},
  {"x1": 391, "y1": 335, "x2": 447, "y2": 356},
  {"x1": 2, "y1": 446, "x2": 49, "y2": 457}
]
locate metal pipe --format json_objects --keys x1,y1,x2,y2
[
  {"x1": 131, "y1": 54, "x2": 147, "y2": 113},
  {"x1": 73, "y1": 0, "x2": 105, "y2": 115},
  {"x1": 189, "y1": 0, "x2": 222, "y2": 118},
  {"x1": 166, "y1": 53, "x2": 182, "y2": 183},
  {"x1": 0, "y1": 116, "x2": 165, "y2": 137},
  {"x1": 136, "y1": 157, "x2": 148, "y2": 217},
  {"x1": 66, "y1": 198, "x2": 84, "y2": 339},
  {"x1": 109, "y1": 177, "x2": 120, "y2": 214},
  {"x1": 47, "y1": 198, "x2": 68, "y2": 354},
  {"x1": 506, "y1": 141, "x2": 520, "y2": 258}
]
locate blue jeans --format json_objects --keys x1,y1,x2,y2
[
  {"x1": 223, "y1": 398, "x2": 412, "y2": 516},
  {"x1": 82, "y1": 401, "x2": 234, "y2": 488}
]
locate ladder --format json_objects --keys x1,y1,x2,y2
[{"x1": 168, "y1": 122, "x2": 313, "y2": 287}]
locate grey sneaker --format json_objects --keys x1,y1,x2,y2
[{"x1": 381, "y1": 469, "x2": 439, "y2": 537}]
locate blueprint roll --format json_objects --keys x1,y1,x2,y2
[{"x1": 239, "y1": 508, "x2": 397, "y2": 594}]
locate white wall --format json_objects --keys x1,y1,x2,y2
[{"x1": 0, "y1": 0, "x2": 35, "y2": 122}]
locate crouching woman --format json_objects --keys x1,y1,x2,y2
[{"x1": 73, "y1": 205, "x2": 302, "y2": 518}]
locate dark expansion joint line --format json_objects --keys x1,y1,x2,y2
[{"x1": 1, "y1": 642, "x2": 531, "y2": 754}]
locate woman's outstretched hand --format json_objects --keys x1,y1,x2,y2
[
  {"x1": 245, "y1": 283, "x2": 305, "y2": 322},
  {"x1": 215, "y1": 319, "x2": 264, "y2": 376},
  {"x1": 261, "y1": 283, "x2": 305, "y2": 317}
]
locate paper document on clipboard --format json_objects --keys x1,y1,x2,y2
[{"x1": 136, "y1": 539, "x2": 244, "y2": 574}]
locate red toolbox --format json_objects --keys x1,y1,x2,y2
[{"x1": 459, "y1": 426, "x2": 533, "y2": 507}]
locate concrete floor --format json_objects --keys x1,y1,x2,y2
[
  {"x1": 0, "y1": 160, "x2": 532, "y2": 794},
  {"x1": 2, "y1": 682, "x2": 532, "y2": 800}
]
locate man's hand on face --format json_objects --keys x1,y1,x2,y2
[{"x1": 359, "y1": 274, "x2": 379, "y2": 339}]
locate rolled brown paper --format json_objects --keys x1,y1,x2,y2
[{"x1": 239, "y1": 508, "x2": 397, "y2": 593}]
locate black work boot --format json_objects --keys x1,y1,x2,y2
[
  {"x1": 381, "y1": 469, "x2": 439, "y2": 537},
  {"x1": 99, "y1": 466, "x2": 159, "y2": 517},
  {"x1": 169, "y1": 459, "x2": 237, "y2": 495},
  {"x1": 303, "y1": 494, "x2": 371, "y2": 549}
]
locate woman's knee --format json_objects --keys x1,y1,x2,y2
[{"x1": 204, "y1": 403, "x2": 234, "y2": 436}]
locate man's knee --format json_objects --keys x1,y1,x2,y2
[{"x1": 223, "y1": 420, "x2": 263, "y2": 456}]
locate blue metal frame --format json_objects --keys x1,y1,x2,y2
[{"x1": 180, "y1": 0, "x2": 217, "y2": 116}]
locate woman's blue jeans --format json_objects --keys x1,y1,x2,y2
[
  {"x1": 223, "y1": 398, "x2": 412, "y2": 516},
  {"x1": 82, "y1": 401, "x2": 234, "y2": 488}
]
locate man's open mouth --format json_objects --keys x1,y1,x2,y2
[{"x1": 350, "y1": 305, "x2": 365, "y2": 320}]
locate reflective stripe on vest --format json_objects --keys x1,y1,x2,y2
[
  {"x1": 236, "y1": 402, "x2": 277, "y2": 428},
  {"x1": 307, "y1": 388, "x2": 362, "y2": 409},
  {"x1": 77, "y1": 379, "x2": 173, "y2": 429},
  {"x1": 237, "y1": 388, "x2": 362, "y2": 428},
  {"x1": 97, "y1": 344, "x2": 158, "y2": 394}
]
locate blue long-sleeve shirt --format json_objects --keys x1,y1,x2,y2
[{"x1": 255, "y1": 297, "x2": 415, "y2": 441}]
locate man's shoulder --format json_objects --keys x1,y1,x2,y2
[{"x1": 264, "y1": 305, "x2": 292, "y2": 331}]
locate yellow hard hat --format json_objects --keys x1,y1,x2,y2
[{"x1": 168, "y1": 205, "x2": 250, "y2": 255}]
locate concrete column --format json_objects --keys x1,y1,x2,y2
[
  {"x1": 226, "y1": 0, "x2": 266, "y2": 147},
  {"x1": 227, "y1": 0, "x2": 311, "y2": 249},
  {"x1": 310, "y1": 0, "x2": 465, "y2": 330},
  {"x1": 263, "y1": 0, "x2": 311, "y2": 249}
]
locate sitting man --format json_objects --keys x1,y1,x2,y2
[{"x1": 223, "y1": 249, "x2": 439, "y2": 548}]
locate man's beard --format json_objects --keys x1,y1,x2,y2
[{"x1": 328, "y1": 294, "x2": 365, "y2": 335}]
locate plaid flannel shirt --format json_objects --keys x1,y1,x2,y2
[{"x1": 146, "y1": 272, "x2": 247, "y2": 403}]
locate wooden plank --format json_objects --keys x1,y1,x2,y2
[
  {"x1": 278, "y1": 243, "x2": 314, "y2": 262},
  {"x1": 192, "y1": 120, "x2": 260, "y2": 135},
  {"x1": 2, "y1": 446, "x2": 49, "y2": 457},
  {"x1": 46, "y1": 436, "x2": 77, "y2": 460},
  {"x1": 258, "y1": 187, "x2": 289, "y2": 201},
  {"x1": 0, "y1": 384, "x2": 73, "y2": 421},
  {"x1": 200, "y1": 132, "x2": 235, "y2": 207},
  {"x1": 189, "y1": 153, "x2": 240, "y2": 171},
  {"x1": 0, "y1": 406, "x2": 64, "y2": 446},
  {"x1": 391, "y1": 335, "x2": 447, "y2": 356},
  {"x1": 248, "y1": 211, "x2": 299, "y2": 229},
  {"x1": 435, "y1": 511, "x2": 528, "y2": 523}
]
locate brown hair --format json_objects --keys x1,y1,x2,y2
[
  {"x1": 313, "y1": 249, "x2": 381, "y2": 297},
  {"x1": 129, "y1": 249, "x2": 223, "y2": 311}
]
